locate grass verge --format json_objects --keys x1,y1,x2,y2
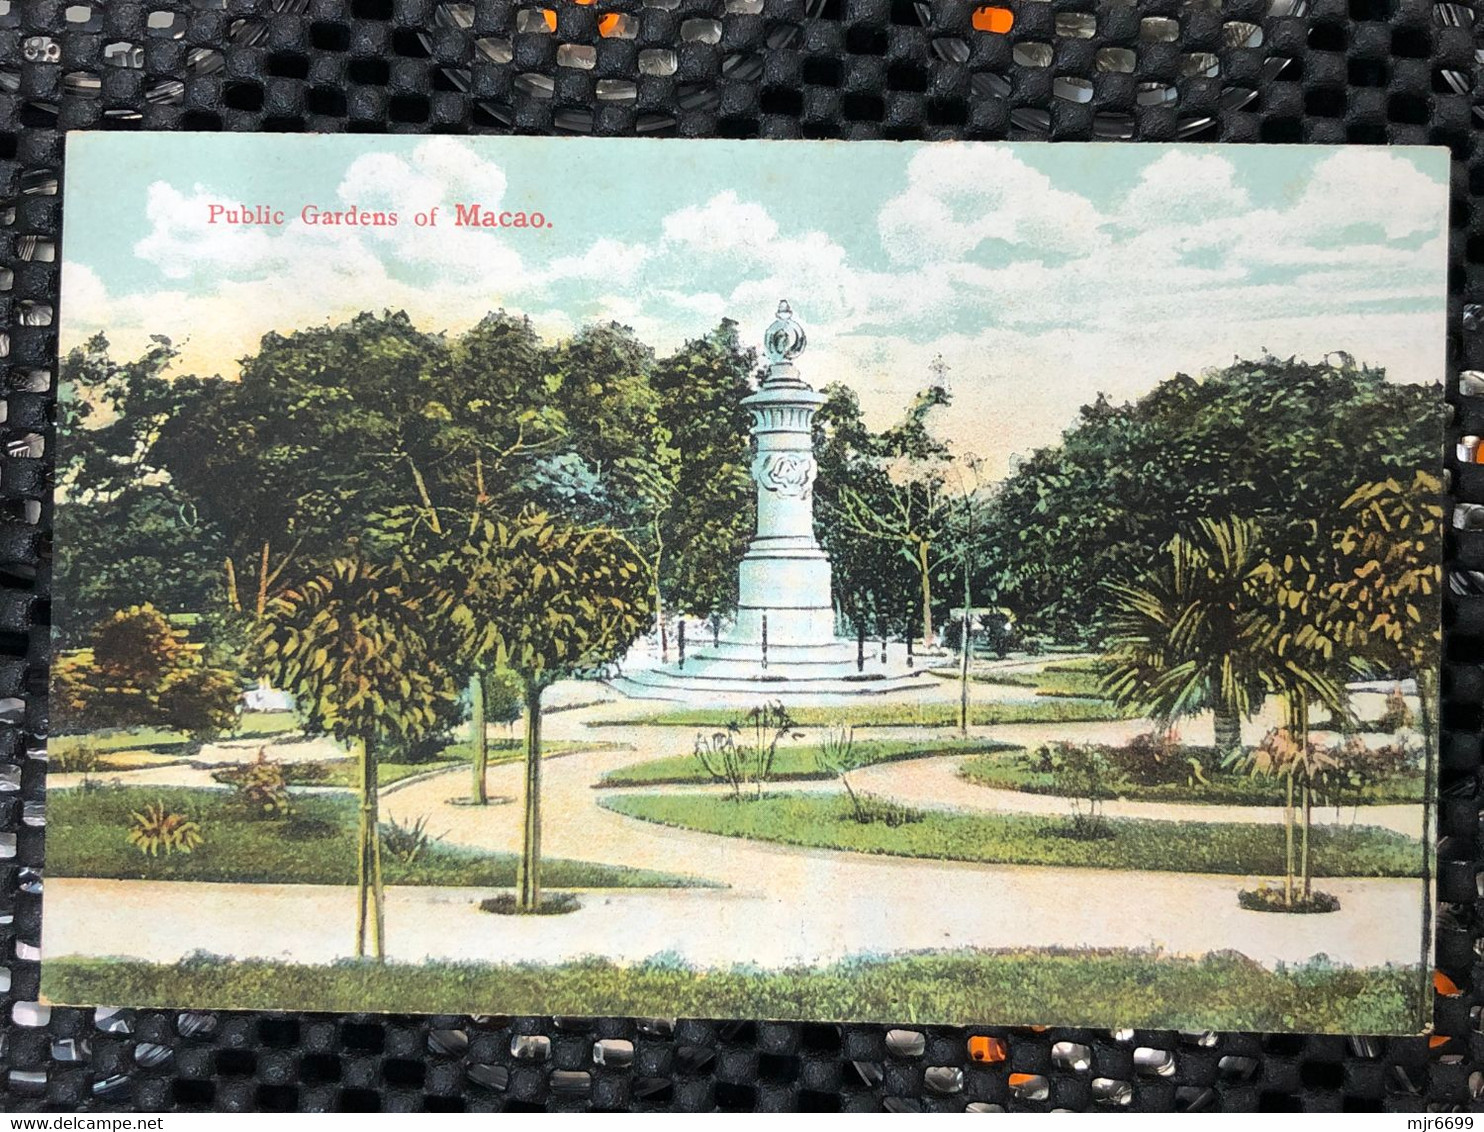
[
  {"x1": 46, "y1": 786, "x2": 702, "y2": 889},
  {"x1": 959, "y1": 749, "x2": 1427, "y2": 807},
  {"x1": 598, "y1": 738, "x2": 1016, "y2": 788},
  {"x1": 50, "y1": 711, "x2": 300, "y2": 769},
  {"x1": 601, "y1": 792, "x2": 1423, "y2": 877},
  {"x1": 606, "y1": 698, "x2": 1131, "y2": 730},
  {"x1": 40, "y1": 951, "x2": 1424, "y2": 1033}
]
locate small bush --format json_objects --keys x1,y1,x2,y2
[
  {"x1": 291, "y1": 760, "x2": 331, "y2": 784},
  {"x1": 1238, "y1": 884, "x2": 1340, "y2": 914},
  {"x1": 126, "y1": 801, "x2": 204, "y2": 857},
  {"x1": 51, "y1": 741, "x2": 101, "y2": 775},
  {"x1": 156, "y1": 666, "x2": 241, "y2": 742},
  {"x1": 1050, "y1": 742, "x2": 1115, "y2": 839},
  {"x1": 1377, "y1": 685, "x2": 1415, "y2": 733},
  {"x1": 1106, "y1": 730, "x2": 1201, "y2": 787},
  {"x1": 478, "y1": 892, "x2": 580, "y2": 916},
  {"x1": 219, "y1": 750, "x2": 291, "y2": 818},
  {"x1": 381, "y1": 814, "x2": 441, "y2": 865},
  {"x1": 850, "y1": 794, "x2": 924, "y2": 827}
]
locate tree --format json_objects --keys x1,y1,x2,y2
[
  {"x1": 652, "y1": 322, "x2": 759, "y2": 630},
  {"x1": 154, "y1": 312, "x2": 451, "y2": 622},
  {"x1": 833, "y1": 384, "x2": 955, "y2": 651},
  {"x1": 989, "y1": 355, "x2": 1442, "y2": 641},
  {"x1": 1323, "y1": 470, "x2": 1443, "y2": 960},
  {"x1": 460, "y1": 512, "x2": 650, "y2": 911},
  {"x1": 813, "y1": 384, "x2": 915, "y2": 656},
  {"x1": 255, "y1": 558, "x2": 457, "y2": 959},
  {"x1": 1102, "y1": 518, "x2": 1273, "y2": 760}
]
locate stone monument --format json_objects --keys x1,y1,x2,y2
[{"x1": 614, "y1": 301, "x2": 928, "y2": 699}]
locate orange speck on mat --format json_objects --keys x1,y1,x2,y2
[
  {"x1": 1008, "y1": 1072, "x2": 1037, "y2": 1087},
  {"x1": 541, "y1": 8, "x2": 557, "y2": 31},
  {"x1": 1474, "y1": 442, "x2": 1484, "y2": 464},
  {"x1": 968, "y1": 1036, "x2": 1008, "y2": 1063},
  {"x1": 972, "y1": 6, "x2": 1014, "y2": 34},
  {"x1": 598, "y1": 12, "x2": 622, "y2": 35},
  {"x1": 1434, "y1": 969, "x2": 1462, "y2": 996},
  {"x1": 1429, "y1": 1035, "x2": 1451, "y2": 1049}
]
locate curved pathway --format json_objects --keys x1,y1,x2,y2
[
  {"x1": 41, "y1": 691, "x2": 1428, "y2": 972},
  {"x1": 846, "y1": 754, "x2": 1424, "y2": 839}
]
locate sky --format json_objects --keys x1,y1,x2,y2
[{"x1": 61, "y1": 134, "x2": 1450, "y2": 478}]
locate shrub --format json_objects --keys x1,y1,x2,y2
[
  {"x1": 1107, "y1": 730, "x2": 1182, "y2": 786},
  {"x1": 1377, "y1": 685, "x2": 1415, "y2": 733},
  {"x1": 381, "y1": 815, "x2": 442, "y2": 865},
  {"x1": 1050, "y1": 742, "x2": 1115, "y2": 839},
  {"x1": 51, "y1": 741, "x2": 101, "y2": 775},
  {"x1": 219, "y1": 750, "x2": 291, "y2": 818},
  {"x1": 157, "y1": 666, "x2": 241, "y2": 742},
  {"x1": 93, "y1": 604, "x2": 187, "y2": 697},
  {"x1": 694, "y1": 700, "x2": 801, "y2": 801},
  {"x1": 851, "y1": 794, "x2": 924, "y2": 827},
  {"x1": 127, "y1": 801, "x2": 204, "y2": 857},
  {"x1": 51, "y1": 653, "x2": 97, "y2": 733},
  {"x1": 817, "y1": 725, "x2": 871, "y2": 822}
]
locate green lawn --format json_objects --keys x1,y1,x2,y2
[
  {"x1": 959, "y1": 749, "x2": 1428, "y2": 807},
  {"x1": 47, "y1": 786, "x2": 702, "y2": 889},
  {"x1": 598, "y1": 738, "x2": 1016, "y2": 788},
  {"x1": 51, "y1": 711, "x2": 299, "y2": 769},
  {"x1": 927, "y1": 660, "x2": 1111, "y2": 700},
  {"x1": 244, "y1": 738, "x2": 599, "y2": 790},
  {"x1": 607, "y1": 697, "x2": 1132, "y2": 730},
  {"x1": 601, "y1": 792, "x2": 1423, "y2": 877},
  {"x1": 40, "y1": 951, "x2": 1424, "y2": 1033}
]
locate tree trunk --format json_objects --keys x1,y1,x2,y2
[
  {"x1": 1300, "y1": 780, "x2": 1312, "y2": 899},
  {"x1": 223, "y1": 557, "x2": 241, "y2": 613},
  {"x1": 1212, "y1": 704, "x2": 1241, "y2": 760},
  {"x1": 1415, "y1": 665, "x2": 1437, "y2": 1006},
  {"x1": 517, "y1": 682, "x2": 545, "y2": 911},
  {"x1": 354, "y1": 735, "x2": 385, "y2": 960},
  {"x1": 1283, "y1": 772, "x2": 1295, "y2": 907},
  {"x1": 470, "y1": 671, "x2": 487, "y2": 805},
  {"x1": 256, "y1": 539, "x2": 271, "y2": 620},
  {"x1": 917, "y1": 540, "x2": 933, "y2": 651},
  {"x1": 959, "y1": 564, "x2": 972, "y2": 738},
  {"x1": 407, "y1": 456, "x2": 442, "y2": 534}
]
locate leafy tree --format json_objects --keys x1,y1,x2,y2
[
  {"x1": 533, "y1": 321, "x2": 662, "y2": 531},
  {"x1": 154, "y1": 312, "x2": 449, "y2": 621},
  {"x1": 829, "y1": 384, "x2": 955, "y2": 650},
  {"x1": 86, "y1": 604, "x2": 189, "y2": 728},
  {"x1": 1323, "y1": 470, "x2": 1443, "y2": 957},
  {"x1": 813, "y1": 384, "x2": 916, "y2": 654},
  {"x1": 652, "y1": 321, "x2": 759, "y2": 629},
  {"x1": 989, "y1": 355, "x2": 1442, "y2": 640},
  {"x1": 461, "y1": 512, "x2": 650, "y2": 911},
  {"x1": 255, "y1": 558, "x2": 457, "y2": 958}
]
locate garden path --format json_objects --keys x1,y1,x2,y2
[{"x1": 845, "y1": 755, "x2": 1425, "y2": 839}]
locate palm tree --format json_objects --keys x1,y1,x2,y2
[
  {"x1": 1101, "y1": 517, "x2": 1272, "y2": 759},
  {"x1": 255, "y1": 558, "x2": 457, "y2": 959}
]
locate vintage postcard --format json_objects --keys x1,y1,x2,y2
[{"x1": 44, "y1": 135, "x2": 1447, "y2": 1032}]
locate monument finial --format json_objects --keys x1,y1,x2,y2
[{"x1": 764, "y1": 299, "x2": 807, "y2": 366}]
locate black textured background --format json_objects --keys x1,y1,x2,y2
[{"x1": 0, "y1": 0, "x2": 1481, "y2": 1113}]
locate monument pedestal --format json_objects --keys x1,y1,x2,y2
[{"x1": 613, "y1": 301, "x2": 928, "y2": 701}]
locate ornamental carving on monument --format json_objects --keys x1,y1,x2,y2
[{"x1": 754, "y1": 452, "x2": 817, "y2": 499}]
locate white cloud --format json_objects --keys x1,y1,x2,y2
[{"x1": 70, "y1": 142, "x2": 1447, "y2": 480}]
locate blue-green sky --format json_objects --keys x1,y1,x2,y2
[{"x1": 61, "y1": 134, "x2": 1449, "y2": 474}]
